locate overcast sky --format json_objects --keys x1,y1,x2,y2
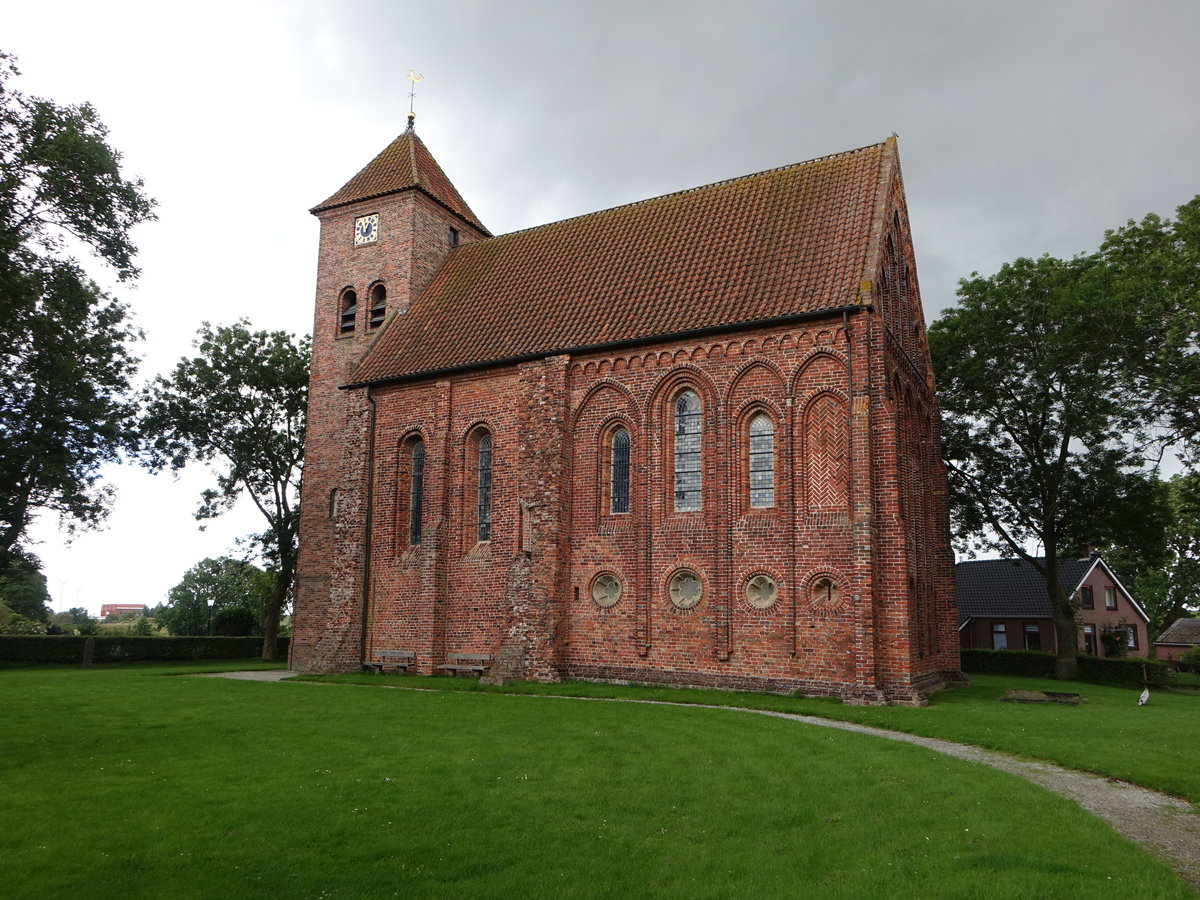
[{"x1": 8, "y1": 0, "x2": 1200, "y2": 615}]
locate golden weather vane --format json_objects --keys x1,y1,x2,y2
[{"x1": 406, "y1": 69, "x2": 424, "y2": 125}]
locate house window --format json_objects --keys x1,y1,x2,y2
[
  {"x1": 408, "y1": 439, "x2": 425, "y2": 545},
  {"x1": 1080, "y1": 586, "x2": 1094, "y2": 609},
  {"x1": 1024, "y1": 622, "x2": 1041, "y2": 651},
  {"x1": 609, "y1": 427, "x2": 630, "y2": 514},
  {"x1": 1127, "y1": 626, "x2": 1138, "y2": 649},
  {"x1": 449, "y1": 226, "x2": 459, "y2": 247},
  {"x1": 1083, "y1": 624, "x2": 1097, "y2": 655},
  {"x1": 1105, "y1": 587, "x2": 1117, "y2": 610},
  {"x1": 748, "y1": 413, "x2": 775, "y2": 508},
  {"x1": 369, "y1": 283, "x2": 387, "y2": 329},
  {"x1": 991, "y1": 622, "x2": 1007, "y2": 651},
  {"x1": 673, "y1": 390, "x2": 701, "y2": 511},
  {"x1": 476, "y1": 433, "x2": 493, "y2": 542},
  {"x1": 339, "y1": 289, "x2": 357, "y2": 334}
]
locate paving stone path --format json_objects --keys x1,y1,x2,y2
[{"x1": 208, "y1": 671, "x2": 1200, "y2": 891}]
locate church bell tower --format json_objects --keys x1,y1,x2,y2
[{"x1": 289, "y1": 115, "x2": 490, "y2": 672}]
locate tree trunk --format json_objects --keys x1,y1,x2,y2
[
  {"x1": 261, "y1": 558, "x2": 294, "y2": 662},
  {"x1": 1045, "y1": 556, "x2": 1079, "y2": 679}
]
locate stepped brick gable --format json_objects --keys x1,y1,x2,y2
[{"x1": 290, "y1": 121, "x2": 963, "y2": 704}]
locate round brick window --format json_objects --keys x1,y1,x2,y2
[
  {"x1": 668, "y1": 569, "x2": 703, "y2": 609},
  {"x1": 810, "y1": 576, "x2": 844, "y2": 611},
  {"x1": 745, "y1": 574, "x2": 778, "y2": 610},
  {"x1": 591, "y1": 572, "x2": 622, "y2": 608}
]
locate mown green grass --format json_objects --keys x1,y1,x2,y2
[
  {"x1": 307, "y1": 669, "x2": 1200, "y2": 807},
  {"x1": 1, "y1": 663, "x2": 1192, "y2": 898}
]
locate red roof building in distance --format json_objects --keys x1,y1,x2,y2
[
  {"x1": 100, "y1": 604, "x2": 148, "y2": 618},
  {"x1": 290, "y1": 116, "x2": 962, "y2": 705}
]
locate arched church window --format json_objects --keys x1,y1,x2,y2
[
  {"x1": 408, "y1": 439, "x2": 425, "y2": 545},
  {"x1": 673, "y1": 390, "x2": 701, "y2": 511},
  {"x1": 476, "y1": 433, "x2": 493, "y2": 542},
  {"x1": 339, "y1": 289, "x2": 357, "y2": 334},
  {"x1": 748, "y1": 413, "x2": 774, "y2": 508},
  {"x1": 610, "y1": 427, "x2": 630, "y2": 514},
  {"x1": 369, "y1": 283, "x2": 387, "y2": 329}
]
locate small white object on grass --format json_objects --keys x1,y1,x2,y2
[{"x1": 1138, "y1": 688, "x2": 1150, "y2": 706}]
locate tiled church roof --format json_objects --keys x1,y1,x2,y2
[
  {"x1": 311, "y1": 125, "x2": 488, "y2": 233},
  {"x1": 351, "y1": 138, "x2": 896, "y2": 386}
]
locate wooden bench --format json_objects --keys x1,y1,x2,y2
[
  {"x1": 436, "y1": 653, "x2": 492, "y2": 677},
  {"x1": 364, "y1": 649, "x2": 416, "y2": 674}
]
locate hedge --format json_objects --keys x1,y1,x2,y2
[
  {"x1": 960, "y1": 648, "x2": 1174, "y2": 689},
  {"x1": 0, "y1": 635, "x2": 289, "y2": 664}
]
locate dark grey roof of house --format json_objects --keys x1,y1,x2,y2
[
  {"x1": 1155, "y1": 618, "x2": 1200, "y2": 646},
  {"x1": 955, "y1": 557, "x2": 1097, "y2": 623}
]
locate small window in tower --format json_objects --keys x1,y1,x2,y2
[
  {"x1": 449, "y1": 227, "x2": 459, "y2": 247},
  {"x1": 369, "y1": 283, "x2": 386, "y2": 329},
  {"x1": 339, "y1": 289, "x2": 357, "y2": 334}
]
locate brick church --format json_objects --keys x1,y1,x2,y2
[{"x1": 289, "y1": 116, "x2": 962, "y2": 704}]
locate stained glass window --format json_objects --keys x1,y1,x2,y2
[
  {"x1": 477, "y1": 433, "x2": 492, "y2": 542},
  {"x1": 610, "y1": 428, "x2": 630, "y2": 514},
  {"x1": 673, "y1": 391, "x2": 701, "y2": 511},
  {"x1": 748, "y1": 413, "x2": 774, "y2": 508},
  {"x1": 409, "y1": 439, "x2": 425, "y2": 545}
]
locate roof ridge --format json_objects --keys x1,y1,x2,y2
[{"x1": 481, "y1": 140, "x2": 890, "y2": 244}]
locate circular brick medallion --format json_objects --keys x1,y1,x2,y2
[
  {"x1": 745, "y1": 574, "x2": 778, "y2": 610},
  {"x1": 668, "y1": 569, "x2": 703, "y2": 609},
  {"x1": 809, "y1": 575, "x2": 845, "y2": 611},
  {"x1": 591, "y1": 572, "x2": 622, "y2": 608}
]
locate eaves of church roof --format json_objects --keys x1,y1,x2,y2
[
  {"x1": 350, "y1": 138, "x2": 898, "y2": 387},
  {"x1": 310, "y1": 126, "x2": 489, "y2": 234}
]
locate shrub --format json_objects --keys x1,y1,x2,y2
[
  {"x1": 0, "y1": 635, "x2": 288, "y2": 664},
  {"x1": 960, "y1": 648, "x2": 1173, "y2": 688},
  {"x1": 960, "y1": 649, "x2": 1054, "y2": 678}
]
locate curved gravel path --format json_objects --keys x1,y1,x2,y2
[{"x1": 208, "y1": 671, "x2": 1200, "y2": 891}]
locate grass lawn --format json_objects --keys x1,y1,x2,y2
[
  {"x1": 306, "y1": 669, "x2": 1200, "y2": 808},
  {"x1": 1, "y1": 663, "x2": 1193, "y2": 898}
]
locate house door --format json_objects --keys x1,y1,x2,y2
[{"x1": 1083, "y1": 624, "x2": 1097, "y2": 656}]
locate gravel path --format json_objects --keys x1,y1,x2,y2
[{"x1": 207, "y1": 671, "x2": 1200, "y2": 890}]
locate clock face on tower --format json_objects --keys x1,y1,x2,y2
[{"x1": 354, "y1": 214, "x2": 379, "y2": 245}]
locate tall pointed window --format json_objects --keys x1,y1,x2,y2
[
  {"x1": 476, "y1": 433, "x2": 493, "y2": 542},
  {"x1": 368, "y1": 283, "x2": 387, "y2": 329},
  {"x1": 610, "y1": 428, "x2": 630, "y2": 514},
  {"x1": 748, "y1": 413, "x2": 775, "y2": 508},
  {"x1": 673, "y1": 390, "x2": 701, "y2": 511},
  {"x1": 339, "y1": 289, "x2": 357, "y2": 334},
  {"x1": 408, "y1": 439, "x2": 425, "y2": 545}
]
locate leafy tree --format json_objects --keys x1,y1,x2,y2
[
  {"x1": 0, "y1": 598, "x2": 44, "y2": 634},
  {"x1": 1097, "y1": 197, "x2": 1200, "y2": 459},
  {"x1": 141, "y1": 323, "x2": 307, "y2": 659},
  {"x1": 1103, "y1": 473, "x2": 1200, "y2": 640},
  {"x1": 0, "y1": 548, "x2": 50, "y2": 622},
  {"x1": 48, "y1": 606, "x2": 97, "y2": 635},
  {"x1": 0, "y1": 52, "x2": 154, "y2": 557},
  {"x1": 160, "y1": 556, "x2": 272, "y2": 639},
  {"x1": 930, "y1": 254, "x2": 1155, "y2": 679}
]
